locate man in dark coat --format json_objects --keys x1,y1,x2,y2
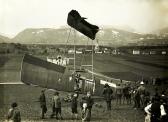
[
  {"x1": 39, "y1": 90, "x2": 47, "y2": 119},
  {"x1": 102, "y1": 83, "x2": 113, "y2": 110}
]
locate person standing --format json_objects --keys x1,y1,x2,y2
[
  {"x1": 137, "y1": 81, "x2": 146, "y2": 108},
  {"x1": 102, "y1": 83, "x2": 113, "y2": 110},
  {"x1": 81, "y1": 92, "x2": 94, "y2": 121},
  {"x1": 39, "y1": 90, "x2": 47, "y2": 119},
  {"x1": 7, "y1": 102, "x2": 21, "y2": 122},
  {"x1": 145, "y1": 97, "x2": 161, "y2": 122},
  {"x1": 50, "y1": 91, "x2": 63, "y2": 120},
  {"x1": 160, "y1": 93, "x2": 168, "y2": 122},
  {"x1": 116, "y1": 84, "x2": 122, "y2": 105},
  {"x1": 71, "y1": 93, "x2": 78, "y2": 120},
  {"x1": 123, "y1": 84, "x2": 130, "y2": 104}
]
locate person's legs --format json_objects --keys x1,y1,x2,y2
[
  {"x1": 58, "y1": 108, "x2": 63, "y2": 119},
  {"x1": 109, "y1": 101, "x2": 111, "y2": 110},
  {"x1": 75, "y1": 113, "x2": 78, "y2": 120},
  {"x1": 74, "y1": 107, "x2": 78, "y2": 119},
  {"x1": 119, "y1": 94, "x2": 122, "y2": 105},
  {"x1": 135, "y1": 96, "x2": 140, "y2": 108},
  {"x1": 133, "y1": 97, "x2": 137, "y2": 108},
  {"x1": 126, "y1": 95, "x2": 130, "y2": 104},
  {"x1": 123, "y1": 95, "x2": 125, "y2": 104},
  {"x1": 106, "y1": 101, "x2": 109, "y2": 110},
  {"x1": 86, "y1": 108, "x2": 91, "y2": 121},
  {"x1": 55, "y1": 108, "x2": 58, "y2": 119},
  {"x1": 82, "y1": 107, "x2": 87, "y2": 121},
  {"x1": 107, "y1": 101, "x2": 111, "y2": 110},
  {"x1": 50, "y1": 106, "x2": 55, "y2": 118},
  {"x1": 71, "y1": 108, "x2": 74, "y2": 119},
  {"x1": 116, "y1": 94, "x2": 119, "y2": 105},
  {"x1": 41, "y1": 107, "x2": 45, "y2": 119},
  {"x1": 128, "y1": 94, "x2": 132, "y2": 104},
  {"x1": 140, "y1": 95, "x2": 145, "y2": 108}
]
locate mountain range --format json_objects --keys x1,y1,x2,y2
[
  {"x1": 0, "y1": 35, "x2": 10, "y2": 43},
  {"x1": 0, "y1": 26, "x2": 168, "y2": 46}
]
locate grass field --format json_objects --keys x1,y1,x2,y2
[
  {"x1": 0, "y1": 84, "x2": 144, "y2": 122},
  {"x1": 0, "y1": 53, "x2": 168, "y2": 121}
]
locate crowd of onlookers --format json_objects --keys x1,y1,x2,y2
[
  {"x1": 102, "y1": 81, "x2": 168, "y2": 122},
  {"x1": 5, "y1": 90, "x2": 94, "y2": 122},
  {"x1": 5, "y1": 80, "x2": 168, "y2": 122}
]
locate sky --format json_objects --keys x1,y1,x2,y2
[{"x1": 0, "y1": 0, "x2": 168, "y2": 37}]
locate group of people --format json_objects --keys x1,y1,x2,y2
[
  {"x1": 102, "y1": 82, "x2": 133, "y2": 111},
  {"x1": 6, "y1": 81, "x2": 168, "y2": 122},
  {"x1": 39, "y1": 90, "x2": 94, "y2": 121},
  {"x1": 6, "y1": 90, "x2": 94, "y2": 122},
  {"x1": 102, "y1": 81, "x2": 168, "y2": 122},
  {"x1": 144, "y1": 90, "x2": 168, "y2": 122}
]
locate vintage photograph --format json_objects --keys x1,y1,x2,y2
[{"x1": 0, "y1": 0, "x2": 168, "y2": 122}]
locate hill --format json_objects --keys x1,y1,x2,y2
[
  {"x1": 12, "y1": 27, "x2": 143, "y2": 46},
  {"x1": 0, "y1": 35, "x2": 11, "y2": 43},
  {"x1": 158, "y1": 27, "x2": 168, "y2": 34}
]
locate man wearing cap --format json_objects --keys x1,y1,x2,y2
[
  {"x1": 137, "y1": 81, "x2": 146, "y2": 108},
  {"x1": 102, "y1": 83, "x2": 113, "y2": 110},
  {"x1": 39, "y1": 90, "x2": 47, "y2": 119},
  {"x1": 7, "y1": 102, "x2": 21, "y2": 122}
]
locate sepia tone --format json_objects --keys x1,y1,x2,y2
[{"x1": 0, "y1": 0, "x2": 168, "y2": 122}]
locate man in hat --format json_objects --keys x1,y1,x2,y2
[
  {"x1": 102, "y1": 83, "x2": 113, "y2": 110},
  {"x1": 50, "y1": 91, "x2": 63, "y2": 119},
  {"x1": 39, "y1": 90, "x2": 47, "y2": 119},
  {"x1": 137, "y1": 81, "x2": 146, "y2": 108},
  {"x1": 7, "y1": 102, "x2": 21, "y2": 122}
]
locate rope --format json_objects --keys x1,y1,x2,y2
[
  {"x1": 80, "y1": 37, "x2": 90, "y2": 70},
  {"x1": 63, "y1": 27, "x2": 72, "y2": 58}
]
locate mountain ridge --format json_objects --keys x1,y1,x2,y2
[
  {"x1": 1, "y1": 26, "x2": 168, "y2": 46},
  {"x1": 11, "y1": 27, "x2": 143, "y2": 46}
]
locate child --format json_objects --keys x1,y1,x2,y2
[{"x1": 7, "y1": 102, "x2": 21, "y2": 122}]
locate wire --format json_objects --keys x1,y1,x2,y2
[{"x1": 63, "y1": 28, "x2": 72, "y2": 58}]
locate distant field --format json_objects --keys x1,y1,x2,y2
[{"x1": 0, "y1": 54, "x2": 168, "y2": 82}]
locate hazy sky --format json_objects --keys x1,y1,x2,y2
[{"x1": 0, "y1": 0, "x2": 168, "y2": 37}]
